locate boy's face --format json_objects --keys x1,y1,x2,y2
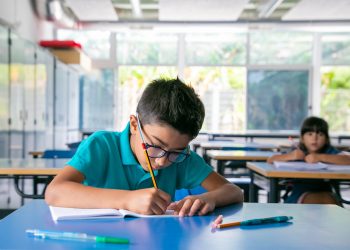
[{"x1": 129, "y1": 115, "x2": 192, "y2": 171}]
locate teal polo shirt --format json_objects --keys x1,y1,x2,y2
[{"x1": 67, "y1": 123, "x2": 213, "y2": 199}]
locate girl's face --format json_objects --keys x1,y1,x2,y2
[{"x1": 301, "y1": 131, "x2": 327, "y2": 153}]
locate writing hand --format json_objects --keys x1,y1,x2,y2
[
  {"x1": 126, "y1": 188, "x2": 171, "y2": 215},
  {"x1": 172, "y1": 195, "x2": 215, "y2": 217}
]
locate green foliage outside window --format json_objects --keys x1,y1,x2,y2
[{"x1": 321, "y1": 67, "x2": 350, "y2": 132}]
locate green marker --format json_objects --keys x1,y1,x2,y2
[{"x1": 26, "y1": 229, "x2": 129, "y2": 244}]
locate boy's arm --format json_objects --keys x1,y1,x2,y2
[
  {"x1": 45, "y1": 166, "x2": 171, "y2": 215},
  {"x1": 200, "y1": 172, "x2": 243, "y2": 206},
  {"x1": 173, "y1": 172, "x2": 243, "y2": 216}
]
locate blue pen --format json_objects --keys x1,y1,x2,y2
[
  {"x1": 217, "y1": 216, "x2": 293, "y2": 229},
  {"x1": 26, "y1": 229, "x2": 129, "y2": 244}
]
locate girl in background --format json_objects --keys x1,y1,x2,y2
[{"x1": 267, "y1": 116, "x2": 350, "y2": 204}]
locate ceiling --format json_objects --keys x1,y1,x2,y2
[{"x1": 62, "y1": 0, "x2": 350, "y2": 23}]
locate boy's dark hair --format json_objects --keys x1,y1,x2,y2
[
  {"x1": 136, "y1": 78, "x2": 205, "y2": 139},
  {"x1": 299, "y1": 116, "x2": 331, "y2": 153}
]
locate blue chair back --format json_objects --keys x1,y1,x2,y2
[{"x1": 41, "y1": 150, "x2": 76, "y2": 159}]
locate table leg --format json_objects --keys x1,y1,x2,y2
[
  {"x1": 217, "y1": 160, "x2": 225, "y2": 175},
  {"x1": 268, "y1": 178, "x2": 280, "y2": 203},
  {"x1": 249, "y1": 171, "x2": 258, "y2": 202}
]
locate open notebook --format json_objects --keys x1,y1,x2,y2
[
  {"x1": 273, "y1": 161, "x2": 350, "y2": 171},
  {"x1": 49, "y1": 206, "x2": 176, "y2": 221}
]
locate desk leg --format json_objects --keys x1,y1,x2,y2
[
  {"x1": 217, "y1": 160, "x2": 225, "y2": 176},
  {"x1": 249, "y1": 171, "x2": 258, "y2": 202},
  {"x1": 268, "y1": 178, "x2": 280, "y2": 203},
  {"x1": 203, "y1": 149, "x2": 208, "y2": 163}
]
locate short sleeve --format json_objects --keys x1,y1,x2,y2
[
  {"x1": 175, "y1": 151, "x2": 213, "y2": 189},
  {"x1": 67, "y1": 132, "x2": 108, "y2": 183}
]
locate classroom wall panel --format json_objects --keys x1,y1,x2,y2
[
  {"x1": 35, "y1": 47, "x2": 55, "y2": 151},
  {"x1": 53, "y1": 61, "x2": 69, "y2": 149},
  {"x1": 9, "y1": 32, "x2": 25, "y2": 158},
  {"x1": 0, "y1": 25, "x2": 10, "y2": 157}
]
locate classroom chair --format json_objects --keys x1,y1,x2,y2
[{"x1": 41, "y1": 149, "x2": 76, "y2": 159}]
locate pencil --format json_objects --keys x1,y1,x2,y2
[{"x1": 142, "y1": 143, "x2": 158, "y2": 189}]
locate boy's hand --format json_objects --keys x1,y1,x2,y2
[
  {"x1": 305, "y1": 153, "x2": 321, "y2": 163},
  {"x1": 171, "y1": 195, "x2": 215, "y2": 217},
  {"x1": 126, "y1": 188, "x2": 171, "y2": 215},
  {"x1": 290, "y1": 149, "x2": 305, "y2": 161}
]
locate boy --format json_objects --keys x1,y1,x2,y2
[{"x1": 45, "y1": 78, "x2": 243, "y2": 216}]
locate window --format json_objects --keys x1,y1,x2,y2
[
  {"x1": 321, "y1": 66, "x2": 350, "y2": 132},
  {"x1": 117, "y1": 33, "x2": 178, "y2": 65},
  {"x1": 185, "y1": 33, "x2": 246, "y2": 65},
  {"x1": 116, "y1": 66, "x2": 177, "y2": 130},
  {"x1": 57, "y1": 29, "x2": 111, "y2": 59},
  {"x1": 247, "y1": 70, "x2": 309, "y2": 130},
  {"x1": 322, "y1": 34, "x2": 350, "y2": 65},
  {"x1": 250, "y1": 31, "x2": 313, "y2": 65},
  {"x1": 184, "y1": 67, "x2": 246, "y2": 132}
]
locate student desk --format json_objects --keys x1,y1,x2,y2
[
  {"x1": 206, "y1": 150, "x2": 277, "y2": 175},
  {"x1": 208, "y1": 132, "x2": 300, "y2": 142},
  {"x1": 246, "y1": 162, "x2": 350, "y2": 203},
  {"x1": 0, "y1": 158, "x2": 66, "y2": 199},
  {"x1": 1, "y1": 200, "x2": 350, "y2": 249},
  {"x1": 201, "y1": 141, "x2": 278, "y2": 163}
]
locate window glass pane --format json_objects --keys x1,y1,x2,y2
[
  {"x1": 185, "y1": 33, "x2": 246, "y2": 65},
  {"x1": 117, "y1": 66, "x2": 177, "y2": 130},
  {"x1": 184, "y1": 67, "x2": 246, "y2": 132},
  {"x1": 250, "y1": 31, "x2": 312, "y2": 65},
  {"x1": 57, "y1": 29, "x2": 110, "y2": 59},
  {"x1": 322, "y1": 34, "x2": 350, "y2": 65},
  {"x1": 321, "y1": 66, "x2": 350, "y2": 132},
  {"x1": 116, "y1": 33, "x2": 177, "y2": 65},
  {"x1": 247, "y1": 70, "x2": 309, "y2": 130}
]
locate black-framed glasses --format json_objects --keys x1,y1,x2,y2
[{"x1": 136, "y1": 114, "x2": 190, "y2": 163}]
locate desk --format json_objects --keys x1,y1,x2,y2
[
  {"x1": 0, "y1": 158, "x2": 66, "y2": 199},
  {"x1": 1, "y1": 200, "x2": 350, "y2": 249},
  {"x1": 201, "y1": 141, "x2": 278, "y2": 163},
  {"x1": 278, "y1": 143, "x2": 350, "y2": 152},
  {"x1": 247, "y1": 162, "x2": 350, "y2": 203},
  {"x1": 206, "y1": 150, "x2": 276, "y2": 175},
  {"x1": 208, "y1": 132, "x2": 299, "y2": 142}
]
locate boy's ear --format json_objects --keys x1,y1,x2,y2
[{"x1": 129, "y1": 115, "x2": 138, "y2": 135}]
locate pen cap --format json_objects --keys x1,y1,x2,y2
[{"x1": 95, "y1": 236, "x2": 129, "y2": 244}]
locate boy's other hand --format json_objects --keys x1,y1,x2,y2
[
  {"x1": 127, "y1": 188, "x2": 171, "y2": 215},
  {"x1": 172, "y1": 195, "x2": 215, "y2": 217}
]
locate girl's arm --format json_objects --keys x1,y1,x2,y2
[
  {"x1": 305, "y1": 153, "x2": 350, "y2": 165},
  {"x1": 267, "y1": 149, "x2": 305, "y2": 164}
]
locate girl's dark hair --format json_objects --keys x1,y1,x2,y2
[
  {"x1": 299, "y1": 116, "x2": 331, "y2": 153},
  {"x1": 136, "y1": 78, "x2": 205, "y2": 139}
]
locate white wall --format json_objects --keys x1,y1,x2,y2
[{"x1": 0, "y1": 0, "x2": 54, "y2": 42}]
